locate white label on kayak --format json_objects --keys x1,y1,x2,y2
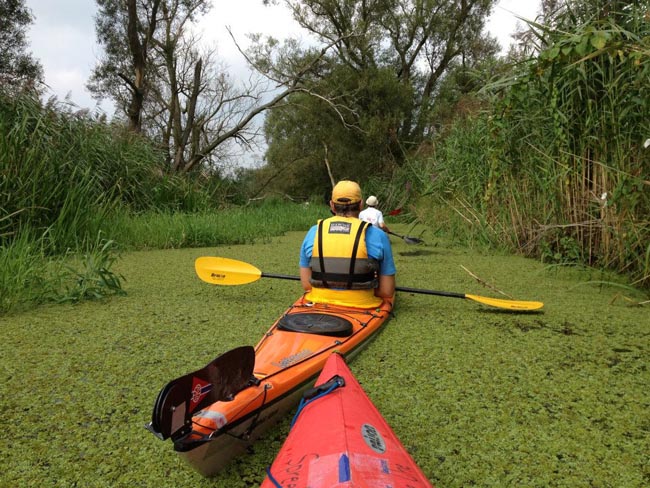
[
  {"x1": 272, "y1": 349, "x2": 313, "y2": 369},
  {"x1": 195, "y1": 410, "x2": 227, "y2": 429},
  {"x1": 361, "y1": 423, "x2": 386, "y2": 453}
]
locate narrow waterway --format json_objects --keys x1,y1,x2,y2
[{"x1": 1, "y1": 229, "x2": 648, "y2": 487}]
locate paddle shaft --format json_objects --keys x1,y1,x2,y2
[
  {"x1": 262, "y1": 272, "x2": 301, "y2": 281},
  {"x1": 263, "y1": 272, "x2": 465, "y2": 299},
  {"x1": 387, "y1": 230, "x2": 423, "y2": 244},
  {"x1": 195, "y1": 257, "x2": 543, "y2": 310},
  {"x1": 395, "y1": 285, "x2": 465, "y2": 299}
]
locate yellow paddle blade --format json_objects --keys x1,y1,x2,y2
[
  {"x1": 195, "y1": 257, "x2": 262, "y2": 286},
  {"x1": 465, "y1": 294, "x2": 544, "y2": 311}
]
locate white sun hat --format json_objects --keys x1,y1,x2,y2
[{"x1": 365, "y1": 196, "x2": 378, "y2": 206}]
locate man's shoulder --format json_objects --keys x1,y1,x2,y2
[
  {"x1": 303, "y1": 224, "x2": 318, "y2": 240},
  {"x1": 365, "y1": 224, "x2": 388, "y2": 242}
]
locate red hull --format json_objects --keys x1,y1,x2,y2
[{"x1": 262, "y1": 353, "x2": 433, "y2": 487}]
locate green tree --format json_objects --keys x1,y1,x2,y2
[
  {"x1": 88, "y1": 0, "x2": 164, "y2": 132},
  {"x1": 259, "y1": 63, "x2": 411, "y2": 197},
  {"x1": 89, "y1": 0, "x2": 337, "y2": 175},
  {"x1": 281, "y1": 0, "x2": 498, "y2": 142},
  {"x1": 0, "y1": 0, "x2": 43, "y2": 94},
  {"x1": 250, "y1": 0, "x2": 498, "y2": 195}
]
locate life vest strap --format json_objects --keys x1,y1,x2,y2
[
  {"x1": 317, "y1": 220, "x2": 328, "y2": 287},
  {"x1": 347, "y1": 220, "x2": 368, "y2": 288},
  {"x1": 311, "y1": 270, "x2": 377, "y2": 284}
]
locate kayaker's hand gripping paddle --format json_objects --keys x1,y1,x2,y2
[{"x1": 195, "y1": 257, "x2": 544, "y2": 311}]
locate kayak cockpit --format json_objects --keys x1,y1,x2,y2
[{"x1": 277, "y1": 313, "x2": 353, "y2": 336}]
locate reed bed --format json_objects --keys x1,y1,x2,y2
[
  {"x1": 403, "y1": 4, "x2": 649, "y2": 290},
  {"x1": 2, "y1": 93, "x2": 306, "y2": 313},
  {"x1": 105, "y1": 201, "x2": 328, "y2": 250},
  {"x1": 0, "y1": 200, "x2": 327, "y2": 313}
]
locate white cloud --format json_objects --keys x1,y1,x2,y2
[
  {"x1": 486, "y1": 0, "x2": 541, "y2": 52},
  {"x1": 48, "y1": 69, "x2": 86, "y2": 95},
  {"x1": 24, "y1": 0, "x2": 541, "y2": 116},
  {"x1": 27, "y1": 0, "x2": 104, "y2": 111},
  {"x1": 194, "y1": 0, "x2": 305, "y2": 82}
]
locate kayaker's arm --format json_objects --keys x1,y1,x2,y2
[
  {"x1": 375, "y1": 274, "x2": 395, "y2": 298},
  {"x1": 300, "y1": 266, "x2": 312, "y2": 291}
]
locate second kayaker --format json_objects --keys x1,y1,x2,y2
[
  {"x1": 359, "y1": 195, "x2": 391, "y2": 233},
  {"x1": 299, "y1": 180, "x2": 396, "y2": 308}
]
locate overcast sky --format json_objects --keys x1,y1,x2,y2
[{"x1": 25, "y1": 0, "x2": 541, "y2": 113}]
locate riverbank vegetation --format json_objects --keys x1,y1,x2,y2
[
  {"x1": 405, "y1": 3, "x2": 650, "y2": 291},
  {"x1": 2, "y1": 0, "x2": 648, "y2": 315}
]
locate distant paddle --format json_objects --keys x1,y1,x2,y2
[
  {"x1": 195, "y1": 257, "x2": 544, "y2": 311},
  {"x1": 387, "y1": 230, "x2": 423, "y2": 245}
]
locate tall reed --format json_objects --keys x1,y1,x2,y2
[
  {"x1": 0, "y1": 92, "x2": 235, "y2": 251},
  {"x1": 0, "y1": 92, "x2": 243, "y2": 313},
  {"x1": 0, "y1": 229, "x2": 51, "y2": 312},
  {"x1": 105, "y1": 198, "x2": 330, "y2": 250},
  {"x1": 406, "y1": 3, "x2": 649, "y2": 288}
]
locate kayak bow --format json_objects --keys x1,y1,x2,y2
[{"x1": 262, "y1": 353, "x2": 433, "y2": 487}]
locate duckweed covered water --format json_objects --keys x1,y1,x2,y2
[{"x1": 1, "y1": 229, "x2": 648, "y2": 487}]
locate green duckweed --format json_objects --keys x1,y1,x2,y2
[{"x1": 1, "y1": 229, "x2": 648, "y2": 487}]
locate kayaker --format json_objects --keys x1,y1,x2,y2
[
  {"x1": 299, "y1": 180, "x2": 396, "y2": 308},
  {"x1": 359, "y1": 195, "x2": 391, "y2": 233}
]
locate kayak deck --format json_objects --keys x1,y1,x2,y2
[{"x1": 170, "y1": 296, "x2": 393, "y2": 476}]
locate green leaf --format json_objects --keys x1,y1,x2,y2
[
  {"x1": 575, "y1": 37, "x2": 590, "y2": 56},
  {"x1": 544, "y1": 46, "x2": 561, "y2": 60},
  {"x1": 590, "y1": 33, "x2": 608, "y2": 50}
]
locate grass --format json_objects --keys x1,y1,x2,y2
[
  {"x1": 0, "y1": 200, "x2": 328, "y2": 314},
  {"x1": 1, "y1": 226, "x2": 648, "y2": 487},
  {"x1": 105, "y1": 200, "x2": 328, "y2": 249}
]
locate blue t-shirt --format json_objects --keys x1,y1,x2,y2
[{"x1": 299, "y1": 222, "x2": 396, "y2": 276}]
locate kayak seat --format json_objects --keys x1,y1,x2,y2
[{"x1": 277, "y1": 313, "x2": 353, "y2": 337}]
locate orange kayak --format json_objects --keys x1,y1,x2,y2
[
  {"x1": 147, "y1": 294, "x2": 393, "y2": 477},
  {"x1": 262, "y1": 352, "x2": 433, "y2": 487}
]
